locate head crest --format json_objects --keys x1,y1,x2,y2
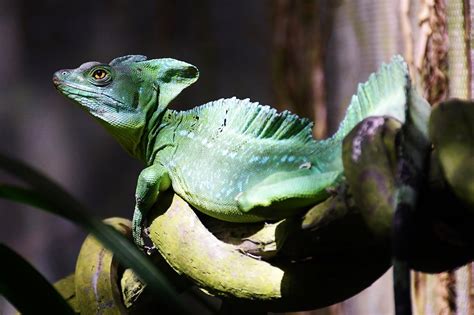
[
  {"x1": 109, "y1": 55, "x2": 147, "y2": 66},
  {"x1": 136, "y1": 58, "x2": 200, "y2": 111}
]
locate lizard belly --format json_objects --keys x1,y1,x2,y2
[{"x1": 169, "y1": 166, "x2": 262, "y2": 222}]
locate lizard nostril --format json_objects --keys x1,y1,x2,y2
[{"x1": 53, "y1": 70, "x2": 69, "y2": 87}]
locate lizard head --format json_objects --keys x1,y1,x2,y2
[{"x1": 53, "y1": 55, "x2": 199, "y2": 159}]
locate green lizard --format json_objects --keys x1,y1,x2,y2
[{"x1": 53, "y1": 55, "x2": 420, "y2": 248}]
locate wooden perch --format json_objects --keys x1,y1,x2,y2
[
  {"x1": 53, "y1": 100, "x2": 473, "y2": 313},
  {"x1": 147, "y1": 192, "x2": 390, "y2": 312}
]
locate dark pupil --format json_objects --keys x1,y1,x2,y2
[{"x1": 94, "y1": 70, "x2": 105, "y2": 79}]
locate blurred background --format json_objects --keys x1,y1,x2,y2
[{"x1": 0, "y1": 0, "x2": 472, "y2": 314}]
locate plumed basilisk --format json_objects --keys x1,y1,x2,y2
[{"x1": 53, "y1": 55, "x2": 428, "y2": 249}]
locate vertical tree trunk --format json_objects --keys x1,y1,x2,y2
[{"x1": 398, "y1": 0, "x2": 474, "y2": 314}]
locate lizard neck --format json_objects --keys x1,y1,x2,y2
[{"x1": 143, "y1": 108, "x2": 181, "y2": 166}]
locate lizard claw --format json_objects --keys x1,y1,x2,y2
[
  {"x1": 326, "y1": 182, "x2": 347, "y2": 196},
  {"x1": 145, "y1": 245, "x2": 157, "y2": 256},
  {"x1": 238, "y1": 249, "x2": 262, "y2": 260},
  {"x1": 325, "y1": 186, "x2": 338, "y2": 195},
  {"x1": 144, "y1": 227, "x2": 151, "y2": 236}
]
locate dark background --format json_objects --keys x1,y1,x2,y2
[{"x1": 0, "y1": 1, "x2": 400, "y2": 313}]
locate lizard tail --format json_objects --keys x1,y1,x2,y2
[{"x1": 314, "y1": 56, "x2": 412, "y2": 171}]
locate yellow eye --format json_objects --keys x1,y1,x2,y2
[
  {"x1": 92, "y1": 69, "x2": 107, "y2": 80},
  {"x1": 88, "y1": 67, "x2": 112, "y2": 86}
]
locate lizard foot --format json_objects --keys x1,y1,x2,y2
[{"x1": 236, "y1": 191, "x2": 271, "y2": 213}]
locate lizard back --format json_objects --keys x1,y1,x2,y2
[
  {"x1": 160, "y1": 98, "x2": 324, "y2": 221},
  {"x1": 154, "y1": 55, "x2": 415, "y2": 222}
]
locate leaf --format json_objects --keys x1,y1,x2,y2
[
  {"x1": 0, "y1": 153, "x2": 190, "y2": 314},
  {"x1": 0, "y1": 244, "x2": 75, "y2": 314},
  {"x1": 53, "y1": 274, "x2": 78, "y2": 312}
]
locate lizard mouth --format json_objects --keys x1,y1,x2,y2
[
  {"x1": 54, "y1": 80, "x2": 132, "y2": 113},
  {"x1": 52, "y1": 75, "x2": 61, "y2": 87}
]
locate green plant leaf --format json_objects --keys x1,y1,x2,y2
[
  {"x1": 0, "y1": 244, "x2": 75, "y2": 314},
  {"x1": 0, "y1": 154, "x2": 190, "y2": 314}
]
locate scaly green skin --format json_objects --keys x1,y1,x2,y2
[{"x1": 53, "y1": 54, "x2": 414, "y2": 248}]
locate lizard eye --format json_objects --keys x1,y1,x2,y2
[
  {"x1": 89, "y1": 67, "x2": 112, "y2": 86},
  {"x1": 93, "y1": 69, "x2": 107, "y2": 80}
]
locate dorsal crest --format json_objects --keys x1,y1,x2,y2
[{"x1": 184, "y1": 97, "x2": 315, "y2": 144}]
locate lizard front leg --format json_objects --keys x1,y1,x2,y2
[{"x1": 133, "y1": 164, "x2": 171, "y2": 250}]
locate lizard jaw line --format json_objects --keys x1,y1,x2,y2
[{"x1": 56, "y1": 81, "x2": 134, "y2": 113}]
